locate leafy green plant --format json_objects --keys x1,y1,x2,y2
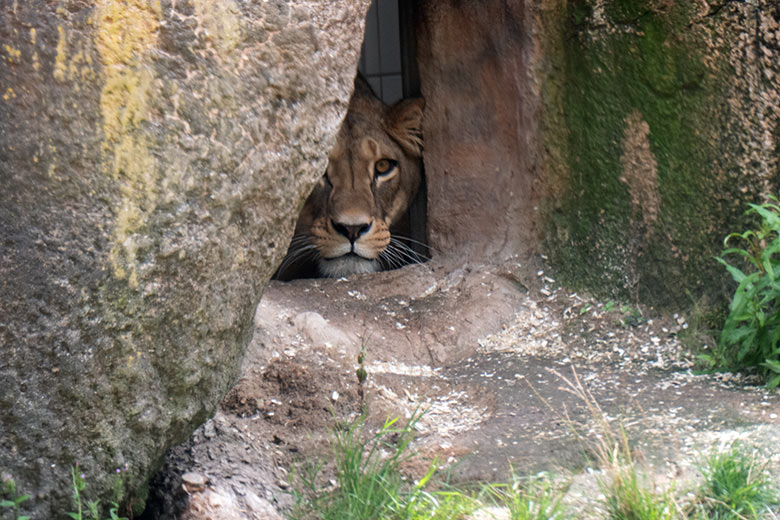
[
  {"x1": 689, "y1": 443, "x2": 779, "y2": 520},
  {"x1": 1, "y1": 476, "x2": 30, "y2": 520},
  {"x1": 711, "y1": 194, "x2": 780, "y2": 387},
  {"x1": 620, "y1": 305, "x2": 645, "y2": 328},
  {"x1": 67, "y1": 466, "x2": 127, "y2": 520}
]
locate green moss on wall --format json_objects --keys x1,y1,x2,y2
[{"x1": 541, "y1": 0, "x2": 773, "y2": 309}]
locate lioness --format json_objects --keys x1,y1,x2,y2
[{"x1": 277, "y1": 76, "x2": 425, "y2": 279}]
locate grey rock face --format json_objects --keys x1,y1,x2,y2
[{"x1": 0, "y1": 0, "x2": 369, "y2": 515}]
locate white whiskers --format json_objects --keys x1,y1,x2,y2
[
  {"x1": 277, "y1": 233, "x2": 432, "y2": 280},
  {"x1": 378, "y1": 236, "x2": 431, "y2": 271},
  {"x1": 275, "y1": 235, "x2": 319, "y2": 279}
]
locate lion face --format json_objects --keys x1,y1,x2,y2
[{"x1": 280, "y1": 78, "x2": 424, "y2": 279}]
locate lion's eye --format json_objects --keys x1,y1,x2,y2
[{"x1": 374, "y1": 159, "x2": 396, "y2": 178}]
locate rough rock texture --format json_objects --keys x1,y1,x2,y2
[
  {"x1": 0, "y1": 0, "x2": 369, "y2": 515},
  {"x1": 416, "y1": 0, "x2": 779, "y2": 310},
  {"x1": 538, "y1": 0, "x2": 780, "y2": 308},
  {"x1": 416, "y1": 0, "x2": 541, "y2": 264}
]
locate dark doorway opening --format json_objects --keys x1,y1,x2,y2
[
  {"x1": 275, "y1": 0, "x2": 428, "y2": 281},
  {"x1": 359, "y1": 0, "x2": 428, "y2": 264}
]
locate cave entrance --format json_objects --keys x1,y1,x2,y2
[
  {"x1": 276, "y1": 0, "x2": 428, "y2": 281},
  {"x1": 358, "y1": 0, "x2": 429, "y2": 267},
  {"x1": 278, "y1": 0, "x2": 539, "y2": 281},
  {"x1": 362, "y1": 0, "x2": 540, "y2": 269}
]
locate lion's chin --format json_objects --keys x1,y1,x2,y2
[{"x1": 318, "y1": 254, "x2": 379, "y2": 278}]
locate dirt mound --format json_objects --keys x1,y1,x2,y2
[{"x1": 222, "y1": 359, "x2": 362, "y2": 429}]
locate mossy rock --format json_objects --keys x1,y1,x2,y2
[{"x1": 541, "y1": 0, "x2": 780, "y2": 310}]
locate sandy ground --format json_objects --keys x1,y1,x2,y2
[{"x1": 142, "y1": 258, "x2": 780, "y2": 519}]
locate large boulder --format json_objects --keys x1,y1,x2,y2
[{"x1": 0, "y1": 0, "x2": 369, "y2": 515}]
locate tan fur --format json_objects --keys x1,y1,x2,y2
[{"x1": 282, "y1": 77, "x2": 424, "y2": 279}]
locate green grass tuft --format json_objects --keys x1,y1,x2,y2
[
  {"x1": 485, "y1": 472, "x2": 568, "y2": 520},
  {"x1": 289, "y1": 410, "x2": 436, "y2": 520},
  {"x1": 288, "y1": 410, "x2": 572, "y2": 520},
  {"x1": 601, "y1": 463, "x2": 678, "y2": 520},
  {"x1": 690, "y1": 443, "x2": 779, "y2": 520}
]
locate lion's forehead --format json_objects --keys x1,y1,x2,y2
[
  {"x1": 302, "y1": 98, "x2": 421, "y2": 231},
  {"x1": 330, "y1": 136, "x2": 401, "y2": 182}
]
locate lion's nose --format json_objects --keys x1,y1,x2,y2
[{"x1": 332, "y1": 220, "x2": 371, "y2": 242}]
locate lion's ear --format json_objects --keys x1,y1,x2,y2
[{"x1": 386, "y1": 97, "x2": 425, "y2": 157}]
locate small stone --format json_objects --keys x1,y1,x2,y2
[
  {"x1": 245, "y1": 491, "x2": 282, "y2": 518},
  {"x1": 182, "y1": 472, "x2": 207, "y2": 494},
  {"x1": 203, "y1": 420, "x2": 216, "y2": 439}
]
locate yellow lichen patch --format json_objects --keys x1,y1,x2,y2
[
  {"x1": 126, "y1": 348, "x2": 143, "y2": 366},
  {"x1": 49, "y1": 25, "x2": 98, "y2": 82},
  {"x1": 47, "y1": 161, "x2": 60, "y2": 181},
  {"x1": 54, "y1": 26, "x2": 67, "y2": 81},
  {"x1": 3, "y1": 44, "x2": 22, "y2": 63},
  {"x1": 67, "y1": 50, "x2": 96, "y2": 83},
  {"x1": 190, "y1": 0, "x2": 242, "y2": 55},
  {"x1": 112, "y1": 133, "x2": 157, "y2": 208},
  {"x1": 96, "y1": 0, "x2": 159, "y2": 143},
  {"x1": 95, "y1": 0, "x2": 162, "y2": 288},
  {"x1": 95, "y1": 0, "x2": 161, "y2": 69},
  {"x1": 107, "y1": 133, "x2": 158, "y2": 288},
  {"x1": 3, "y1": 88, "x2": 16, "y2": 100},
  {"x1": 619, "y1": 109, "x2": 660, "y2": 234},
  {"x1": 101, "y1": 64, "x2": 154, "y2": 147}
]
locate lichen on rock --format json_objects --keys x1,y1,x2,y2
[
  {"x1": 0, "y1": 0, "x2": 370, "y2": 516},
  {"x1": 94, "y1": 0, "x2": 161, "y2": 288}
]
